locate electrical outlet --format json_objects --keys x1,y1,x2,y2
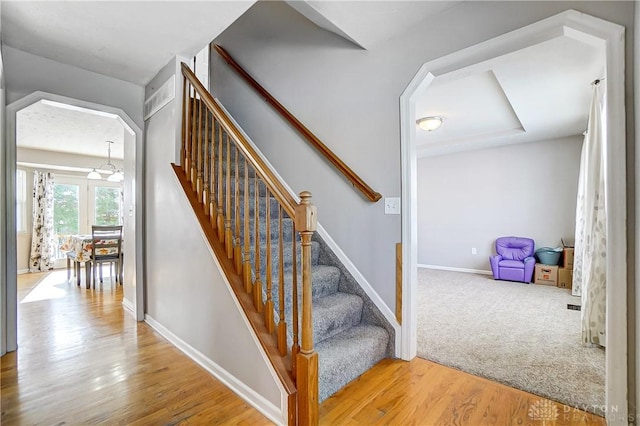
[
  {"x1": 384, "y1": 197, "x2": 400, "y2": 215},
  {"x1": 471, "y1": 247, "x2": 477, "y2": 255}
]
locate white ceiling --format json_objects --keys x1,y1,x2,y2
[
  {"x1": 2, "y1": 1, "x2": 602, "y2": 161},
  {"x1": 17, "y1": 101, "x2": 125, "y2": 159},
  {"x1": 415, "y1": 35, "x2": 605, "y2": 157},
  {"x1": 286, "y1": 1, "x2": 463, "y2": 49},
  {"x1": 1, "y1": 0, "x2": 255, "y2": 85}
]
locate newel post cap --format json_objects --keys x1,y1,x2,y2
[{"x1": 295, "y1": 191, "x2": 317, "y2": 232}]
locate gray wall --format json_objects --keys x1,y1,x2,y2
[
  {"x1": 211, "y1": 0, "x2": 635, "y2": 311},
  {"x1": 144, "y1": 57, "x2": 282, "y2": 410},
  {"x1": 3, "y1": 46, "x2": 144, "y2": 129},
  {"x1": 417, "y1": 136, "x2": 582, "y2": 271},
  {"x1": 634, "y1": 0, "x2": 640, "y2": 419},
  {"x1": 1, "y1": 43, "x2": 6, "y2": 355}
]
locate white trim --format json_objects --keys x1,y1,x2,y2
[
  {"x1": 217, "y1": 100, "x2": 401, "y2": 355},
  {"x1": 172, "y1": 171, "x2": 288, "y2": 426},
  {"x1": 400, "y1": 10, "x2": 627, "y2": 424},
  {"x1": 121, "y1": 298, "x2": 134, "y2": 315},
  {"x1": 145, "y1": 314, "x2": 283, "y2": 426},
  {"x1": 16, "y1": 269, "x2": 29, "y2": 275},
  {"x1": 417, "y1": 264, "x2": 492, "y2": 276},
  {"x1": 316, "y1": 223, "x2": 401, "y2": 356}
]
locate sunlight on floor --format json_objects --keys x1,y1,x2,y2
[{"x1": 20, "y1": 270, "x2": 69, "y2": 303}]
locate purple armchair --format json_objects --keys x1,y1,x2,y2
[{"x1": 489, "y1": 236, "x2": 535, "y2": 283}]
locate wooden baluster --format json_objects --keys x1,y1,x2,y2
[
  {"x1": 190, "y1": 95, "x2": 197, "y2": 190},
  {"x1": 184, "y1": 83, "x2": 192, "y2": 177},
  {"x1": 291, "y1": 224, "x2": 299, "y2": 378},
  {"x1": 224, "y1": 134, "x2": 233, "y2": 258},
  {"x1": 264, "y1": 188, "x2": 274, "y2": 333},
  {"x1": 243, "y1": 159, "x2": 252, "y2": 294},
  {"x1": 181, "y1": 77, "x2": 187, "y2": 173},
  {"x1": 202, "y1": 109, "x2": 210, "y2": 214},
  {"x1": 253, "y1": 177, "x2": 263, "y2": 313},
  {"x1": 209, "y1": 118, "x2": 217, "y2": 227},
  {"x1": 196, "y1": 96, "x2": 203, "y2": 200},
  {"x1": 277, "y1": 206, "x2": 287, "y2": 355},
  {"x1": 234, "y1": 145, "x2": 242, "y2": 273},
  {"x1": 295, "y1": 191, "x2": 318, "y2": 426},
  {"x1": 216, "y1": 125, "x2": 224, "y2": 241}
]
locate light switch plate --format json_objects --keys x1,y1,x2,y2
[{"x1": 384, "y1": 197, "x2": 401, "y2": 215}]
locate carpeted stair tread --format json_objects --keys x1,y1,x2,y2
[
  {"x1": 311, "y1": 293, "x2": 363, "y2": 344},
  {"x1": 269, "y1": 265, "x2": 341, "y2": 311},
  {"x1": 316, "y1": 325, "x2": 389, "y2": 401},
  {"x1": 253, "y1": 241, "x2": 320, "y2": 273}
]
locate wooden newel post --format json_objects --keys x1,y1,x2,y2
[{"x1": 295, "y1": 191, "x2": 318, "y2": 426}]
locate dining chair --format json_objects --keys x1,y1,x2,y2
[{"x1": 90, "y1": 225, "x2": 123, "y2": 288}]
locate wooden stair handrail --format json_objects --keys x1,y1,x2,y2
[
  {"x1": 213, "y1": 44, "x2": 382, "y2": 203},
  {"x1": 181, "y1": 63, "x2": 298, "y2": 218},
  {"x1": 180, "y1": 64, "x2": 319, "y2": 425}
]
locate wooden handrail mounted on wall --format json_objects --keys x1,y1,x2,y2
[{"x1": 213, "y1": 44, "x2": 382, "y2": 203}]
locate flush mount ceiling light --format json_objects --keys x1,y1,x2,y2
[
  {"x1": 87, "y1": 140, "x2": 124, "y2": 182},
  {"x1": 416, "y1": 116, "x2": 444, "y2": 132}
]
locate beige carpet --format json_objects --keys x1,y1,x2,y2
[{"x1": 417, "y1": 268, "x2": 605, "y2": 415}]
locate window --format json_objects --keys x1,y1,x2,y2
[
  {"x1": 94, "y1": 186, "x2": 122, "y2": 226},
  {"x1": 50, "y1": 177, "x2": 122, "y2": 262},
  {"x1": 53, "y1": 183, "x2": 80, "y2": 235},
  {"x1": 16, "y1": 169, "x2": 27, "y2": 233}
]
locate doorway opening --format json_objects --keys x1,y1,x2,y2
[
  {"x1": 4, "y1": 92, "x2": 145, "y2": 354},
  {"x1": 400, "y1": 10, "x2": 626, "y2": 423}
]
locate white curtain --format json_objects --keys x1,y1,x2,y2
[
  {"x1": 572, "y1": 82, "x2": 606, "y2": 346},
  {"x1": 29, "y1": 171, "x2": 56, "y2": 272}
]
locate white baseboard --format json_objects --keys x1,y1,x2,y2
[
  {"x1": 316, "y1": 224, "x2": 401, "y2": 356},
  {"x1": 418, "y1": 264, "x2": 492, "y2": 276},
  {"x1": 144, "y1": 314, "x2": 283, "y2": 426},
  {"x1": 17, "y1": 269, "x2": 29, "y2": 275},
  {"x1": 122, "y1": 298, "x2": 134, "y2": 316}
]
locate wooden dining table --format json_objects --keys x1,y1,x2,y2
[{"x1": 60, "y1": 234, "x2": 122, "y2": 288}]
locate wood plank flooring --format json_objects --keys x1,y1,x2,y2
[
  {"x1": 2, "y1": 271, "x2": 606, "y2": 425},
  {"x1": 1, "y1": 270, "x2": 271, "y2": 425}
]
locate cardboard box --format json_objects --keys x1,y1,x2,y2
[
  {"x1": 562, "y1": 248, "x2": 574, "y2": 269},
  {"x1": 558, "y1": 267, "x2": 573, "y2": 289},
  {"x1": 534, "y1": 264, "x2": 558, "y2": 286}
]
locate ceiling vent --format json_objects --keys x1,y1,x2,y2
[{"x1": 144, "y1": 74, "x2": 175, "y2": 121}]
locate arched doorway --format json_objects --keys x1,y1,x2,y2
[
  {"x1": 3, "y1": 91, "x2": 145, "y2": 353},
  {"x1": 400, "y1": 10, "x2": 627, "y2": 423}
]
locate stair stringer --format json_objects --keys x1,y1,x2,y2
[
  {"x1": 216, "y1": 100, "x2": 399, "y2": 357},
  {"x1": 171, "y1": 166, "x2": 293, "y2": 426}
]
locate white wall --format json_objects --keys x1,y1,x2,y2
[
  {"x1": 144, "y1": 57, "x2": 282, "y2": 414},
  {"x1": 211, "y1": 0, "x2": 635, "y2": 311},
  {"x1": 3, "y1": 46, "x2": 144, "y2": 129},
  {"x1": 417, "y1": 136, "x2": 582, "y2": 271}
]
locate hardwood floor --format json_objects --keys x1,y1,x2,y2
[
  {"x1": 2, "y1": 271, "x2": 605, "y2": 425},
  {"x1": 320, "y1": 359, "x2": 606, "y2": 425},
  {"x1": 1, "y1": 270, "x2": 271, "y2": 425}
]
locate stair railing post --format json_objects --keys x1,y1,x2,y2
[{"x1": 295, "y1": 191, "x2": 318, "y2": 426}]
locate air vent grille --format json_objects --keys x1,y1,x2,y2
[{"x1": 144, "y1": 74, "x2": 175, "y2": 121}]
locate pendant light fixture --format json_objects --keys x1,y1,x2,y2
[{"x1": 87, "y1": 140, "x2": 124, "y2": 182}]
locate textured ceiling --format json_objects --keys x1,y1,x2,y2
[{"x1": 17, "y1": 101, "x2": 125, "y2": 159}]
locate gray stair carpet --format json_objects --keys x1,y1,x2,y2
[
  {"x1": 245, "y1": 190, "x2": 391, "y2": 402},
  {"x1": 200, "y1": 110, "x2": 394, "y2": 402}
]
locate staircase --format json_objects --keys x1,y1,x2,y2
[
  {"x1": 175, "y1": 63, "x2": 392, "y2": 424},
  {"x1": 238, "y1": 165, "x2": 390, "y2": 401}
]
